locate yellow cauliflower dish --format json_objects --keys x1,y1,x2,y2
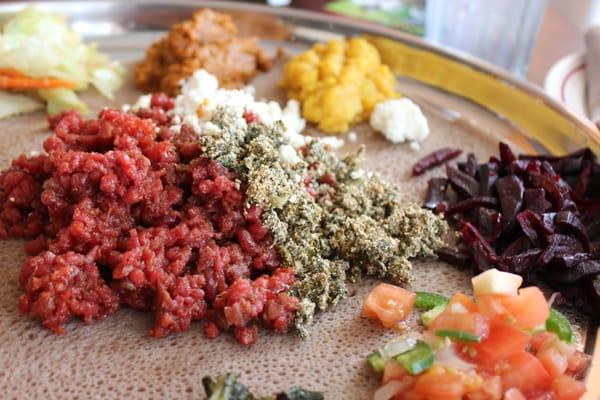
[{"x1": 280, "y1": 37, "x2": 399, "y2": 133}]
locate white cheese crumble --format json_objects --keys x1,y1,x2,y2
[
  {"x1": 349, "y1": 169, "x2": 364, "y2": 180},
  {"x1": 131, "y1": 94, "x2": 152, "y2": 111},
  {"x1": 347, "y1": 131, "x2": 357, "y2": 143},
  {"x1": 164, "y1": 69, "x2": 308, "y2": 147},
  {"x1": 318, "y1": 136, "x2": 345, "y2": 149},
  {"x1": 278, "y1": 144, "x2": 302, "y2": 165},
  {"x1": 369, "y1": 98, "x2": 429, "y2": 145}
]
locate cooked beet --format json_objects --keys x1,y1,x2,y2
[
  {"x1": 502, "y1": 249, "x2": 543, "y2": 274},
  {"x1": 458, "y1": 153, "x2": 478, "y2": 177},
  {"x1": 530, "y1": 172, "x2": 576, "y2": 212},
  {"x1": 411, "y1": 148, "x2": 462, "y2": 176},
  {"x1": 421, "y1": 142, "x2": 600, "y2": 318},
  {"x1": 447, "y1": 165, "x2": 479, "y2": 198},
  {"x1": 436, "y1": 246, "x2": 470, "y2": 268},
  {"x1": 546, "y1": 259, "x2": 600, "y2": 283},
  {"x1": 477, "y1": 208, "x2": 503, "y2": 242},
  {"x1": 495, "y1": 175, "x2": 524, "y2": 230},
  {"x1": 424, "y1": 178, "x2": 448, "y2": 210},
  {"x1": 501, "y1": 236, "x2": 532, "y2": 256},
  {"x1": 477, "y1": 163, "x2": 499, "y2": 196},
  {"x1": 499, "y1": 142, "x2": 517, "y2": 166},
  {"x1": 523, "y1": 188, "x2": 551, "y2": 214},
  {"x1": 516, "y1": 210, "x2": 552, "y2": 246},
  {"x1": 444, "y1": 197, "x2": 498, "y2": 216},
  {"x1": 555, "y1": 211, "x2": 590, "y2": 251}
]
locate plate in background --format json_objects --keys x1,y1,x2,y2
[{"x1": 545, "y1": 52, "x2": 588, "y2": 119}]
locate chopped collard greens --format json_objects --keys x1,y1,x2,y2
[
  {"x1": 202, "y1": 373, "x2": 324, "y2": 400},
  {"x1": 200, "y1": 106, "x2": 448, "y2": 336}
]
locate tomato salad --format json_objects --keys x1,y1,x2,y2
[{"x1": 362, "y1": 269, "x2": 591, "y2": 400}]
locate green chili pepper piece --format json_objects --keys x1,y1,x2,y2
[
  {"x1": 366, "y1": 350, "x2": 385, "y2": 373},
  {"x1": 434, "y1": 329, "x2": 481, "y2": 343},
  {"x1": 546, "y1": 308, "x2": 574, "y2": 344},
  {"x1": 421, "y1": 303, "x2": 447, "y2": 327},
  {"x1": 414, "y1": 292, "x2": 449, "y2": 311},
  {"x1": 393, "y1": 340, "x2": 434, "y2": 375}
]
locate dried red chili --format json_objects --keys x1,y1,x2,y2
[{"x1": 411, "y1": 147, "x2": 462, "y2": 176}]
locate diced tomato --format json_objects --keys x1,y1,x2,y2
[
  {"x1": 502, "y1": 287, "x2": 549, "y2": 330},
  {"x1": 531, "y1": 332, "x2": 558, "y2": 354},
  {"x1": 537, "y1": 347, "x2": 568, "y2": 379},
  {"x1": 362, "y1": 283, "x2": 416, "y2": 329},
  {"x1": 465, "y1": 376, "x2": 503, "y2": 400},
  {"x1": 472, "y1": 324, "x2": 530, "y2": 366},
  {"x1": 526, "y1": 392, "x2": 553, "y2": 400},
  {"x1": 414, "y1": 366, "x2": 466, "y2": 399},
  {"x1": 477, "y1": 295, "x2": 511, "y2": 325},
  {"x1": 383, "y1": 361, "x2": 408, "y2": 384},
  {"x1": 447, "y1": 292, "x2": 479, "y2": 313},
  {"x1": 477, "y1": 288, "x2": 549, "y2": 330},
  {"x1": 429, "y1": 312, "x2": 490, "y2": 340},
  {"x1": 503, "y1": 388, "x2": 526, "y2": 400},
  {"x1": 551, "y1": 375, "x2": 586, "y2": 400},
  {"x1": 398, "y1": 388, "x2": 426, "y2": 400},
  {"x1": 465, "y1": 375, "x2": 502, "y2": 400},
  {"x1": 376, "y1": 376, "x2": 415, "y2": 400},
  {"x1": 500, "y1": 351, "x2": 551, "y2": 395},
  {"x1": 566, "y1": 351, "x2": 591, "y2": 378}
]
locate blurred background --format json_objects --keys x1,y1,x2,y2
[{"x1": 242, "y1": 0, "x2": 598, "y2": 86}]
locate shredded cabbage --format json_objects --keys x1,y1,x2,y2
[
  {"x1": 0, "y1": 91, "x2": 43, "y2": 118},
  {"x1": 0, "y1": 7, "x2": 124, "y2": 115}
]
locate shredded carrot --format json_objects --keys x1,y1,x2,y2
[
  {"x1": 0, "y1": 73, "x2": 76, "y2": 89},
  {"x1": 0, "y1": 68, "x2": 27, "y2": 78}
]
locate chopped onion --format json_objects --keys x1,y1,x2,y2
[
  {"x1": 433, "y1": 341, "x2": 476, "y2": 371},
  {"x1": 373, "y1": 379, "x2": 412, "y2": 400},
  {"x1": 449, "y1": 302, "x2": 468, "y2": 314},
  {"x1": 380, "y1": 335, "x2": 418, "y2": 360}
]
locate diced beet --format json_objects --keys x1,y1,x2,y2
[
  {"x1": 555, "y1": 211, "x2": 590, "y2": 251},
  {"x1": 420, "y1": 143, "x2": 600, "y2": 319},
  {"x1": 495, "y1": 175, "x2": 524, "y2": 229},
  {"x1": 538, "y1": 234, "x2": 584, "y2": 266},
  {"x1": 516, "y1": 210, "x2": 552, "y2": 246},
  {"x1": 458, "y1": 153, "x2": 478, "y2": 177},
  {"x1": 424, "y1": 178, "x2": 448, "y2": 210},
  {"x1": 437, "y1": 246, "x2": 470, "y2": 268},
  {"x1": 461, "y1": 222, "x2": 496, "y2": 255},
  {"x1": 523, "y1": 188, "x2": 551, "y2": 214},
  {"x1": 477, "y1": 208, "x2": 503, "y2": 242},
  {"x1": 477, "y1": 163, "x2": 499, "y2": 196},
  {"x1": 546, "y1": 259, "x2": 600, "y2": 283},
  {"x1": 574, "y1": 161, "x2": 592, "y2": 195},
  {"x1": 519, "y1": 148, "x2": 595, "y2": 163},
  {"x1": 550, "y1": 252, "x2": 590, "y2": 268},
  {"x1": 499, "y1": 142, "x2": 517, "y2": 166},
  {"x1": 502, "y1": 236, "x2": 532, "y2": 257},
  {"x1": 447, "y1": 165, "x2": 479, "y2": 198},
  {"x1": 530, "y1": 172, "x2": 576, "y2": 212},
  {"x1": 444, "y1": 197, "x2": 498, "y2": 216},
  {"x1": 501, "y1": 249, "x2": 542, "y2": 274}
]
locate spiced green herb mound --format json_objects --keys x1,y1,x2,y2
[
  {"x1": 202, "y1": 107, "x2": 448, "y2": 336},
  {"x1": 202, "y1": 373, "x2": 323, "y2": 400}
]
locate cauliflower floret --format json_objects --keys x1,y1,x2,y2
[{"x1": 369, "y1": 98, "x2": 430, "y2": 145}]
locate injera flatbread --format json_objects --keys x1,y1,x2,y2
[{"x1": 0, "y1": 64, "x2": 588, "y2": 400}]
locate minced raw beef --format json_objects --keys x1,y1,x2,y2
[{"x1": 0, "y1": 93, "x2": 298, "y2": 345}]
